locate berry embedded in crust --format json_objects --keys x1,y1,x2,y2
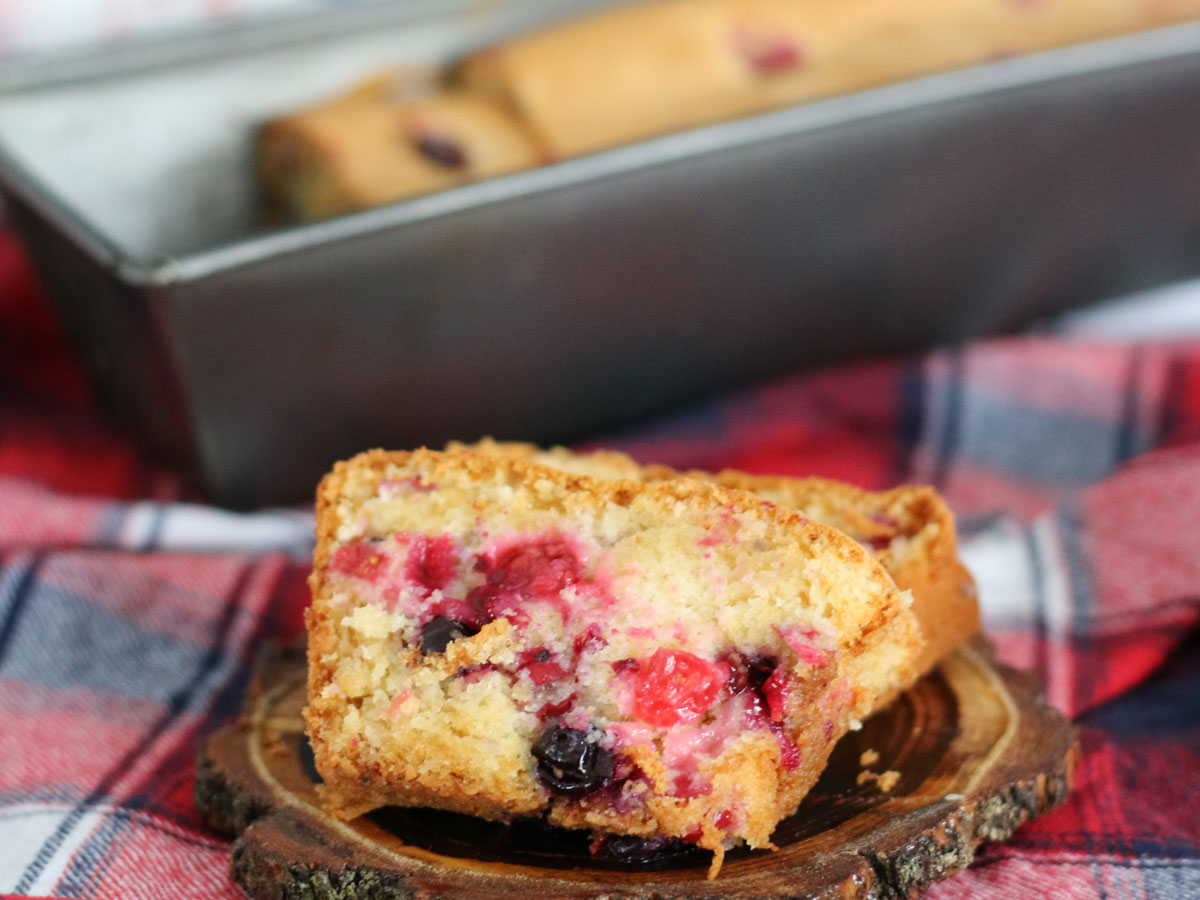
[{"x1": 305, "y1": 449, "x2": 920, "y2": 875}]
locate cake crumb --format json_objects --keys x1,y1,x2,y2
[
  {"x1": 877, "y1": 770, "x2": 901, "y2": 792},
  {"x1": 857, "y1": 767, "x2": 900, "y2": 792},
  {"x1": 859, "y1": 748, "x2": 879, "y2": 767}
]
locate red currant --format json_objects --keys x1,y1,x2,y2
[
  {"x1": 330, "y1": 541, "x2": 387, "y2": 582},
  {"x1": 633, "y1": 648, "x2": 724, "y2": 727}
]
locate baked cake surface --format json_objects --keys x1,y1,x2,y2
[
  {"x1": 458, "y1": 0, "x2": 1200, "y2": 159},
  {"x1": 305, "y1": 448, "x2": 920, "y2": 872}
]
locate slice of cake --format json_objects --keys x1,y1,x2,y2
[
  {"x1": 306, "y1": 448, "x2": 920, "y2": 873},
  {"x1": 452, "y1": 438, "x2": 979, "y2": 676}
]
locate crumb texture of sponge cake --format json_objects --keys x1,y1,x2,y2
[
  {"x1": 453, "y1": 438, "x2": 979, "y2": 677},
  {"x1": 305, "y1": 448, "x2": 920, "y2": 871},
  {"x1": 696, "y1": 470, "x2": 978, "y2": 677}
]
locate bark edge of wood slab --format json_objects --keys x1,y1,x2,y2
[{"x1": 195, "y1": 638, "x2": 1076, "y2": 899}]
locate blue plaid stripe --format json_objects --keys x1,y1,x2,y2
[
  {"x1": 952, "y1": 393, "x2": 1131, "y2": 486},
  {"x1": 41, "y1": 554, "x2": 291, "y2": 894},
  {"x1": 0, "y1": 552, "x2": 40, "y2": 670},
  {"x1": 0, "y1": 581, "x2": 212, "y2": 700},
  {"x1": 9, "y1": 558, "x2": 256, "y2": 893},
  {"x1": 1142, "y1": 863, "x2": 1200, "y2": 900},
  {"x1": 55, "y1": 812, "x2": 134, "y2": 899}
]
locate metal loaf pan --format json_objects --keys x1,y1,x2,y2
[{"x1": 2, "y1": 4, "x2": 1199, "y2": 508}]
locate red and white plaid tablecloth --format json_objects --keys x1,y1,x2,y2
[{"x1": 1, "y1": 227, "x2": 1197, "y2": 898}]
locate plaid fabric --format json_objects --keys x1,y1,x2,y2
[{"x1": 1, "y1": 226, "x2": 1198, "y2": 898}]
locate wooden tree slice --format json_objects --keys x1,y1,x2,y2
[{"x1": 196, "y1": 639, "x2": 1076, "y2": 899}]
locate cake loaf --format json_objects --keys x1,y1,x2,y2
[
  {"x1": 258, "y1": 90, "x2": 542, "y2": 222},
  {"x1": 305, "y1": 448, "x2": 921, "y2": 873},
  {"x1": 262, "y1": 0, "x2": 1200, "y2": 220},
  {"x1": 456, "y1": 0, "x2": 1200, "y2": 160}
]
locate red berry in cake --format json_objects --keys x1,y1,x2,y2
[
  {"x1": 404, "y1": 533, "x2": 459, "y2": 595},
  {"x1": 776, "y1": 733, "x2": 801, "y2": 770},
  {"x1": 517, "y1": 647, "x2": 570, "y2": 685},
  {"x1": 761, "y1": 667, "x2": 789, "y2": 722},
  {"x1": 731, "y1": 28, "x2": 804, "y2": 75},
  {"x1": 632, "y1": 648, "x2": 725, "y2": 727},
  {"x1": 330, "y1": 541, "x2": 388, "y2": 582},
  {"x1": 491, "y1": 535, "x2": 583, "y2": 594},
  {"x1": 777, "y1": 625, "x2": 830, "y2": 667},
  {"x1": 864, "y1": 534, "x2": 892, "y2": 552},
  {"x1": 469, "y1": 534, "x2": 584, "y2": 621},
  {"x1": 532, "y1": 725, "x2": 615, "y2": 797},
  {"x1": 573, "y1": 623, "x2": 606, "y2": 656},
  {"x1": 536, "y1": 693, "x2": 577, "y2": 720}
]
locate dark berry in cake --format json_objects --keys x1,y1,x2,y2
[
  {"x1": 596, "y1": 834, "x2": 698, "y2": 865},
  {"x1": 532, "y1": 725, "x2": 614, "y2": 797},
  {"x1": 419, "y1": 616, "x2": 478, "y2": 654},
  {"x1": 414, "y1": 132, "x2": 468, "y2": 169},
  {"x1": 725, "y1": 650, "x2": 778, "y2": 696}
]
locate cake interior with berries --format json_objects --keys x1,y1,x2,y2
[
  {"x1": 453, "y1": 438, "x2": 978, "y2": 676},
  {"x1": 305, "y1": 448, "x2": 921, "y2": 873},
  {"x1": 694, "y1": 470, "x2": 978, "y2": 678}
]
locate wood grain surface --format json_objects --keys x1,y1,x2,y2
[{"x1": 196, "y1": 639, "x2": 1076, "y2": 899}]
